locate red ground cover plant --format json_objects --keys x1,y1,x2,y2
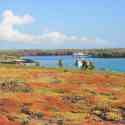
[{"x1": 0, "y1": 67, "x2": 124, "y2": 125}]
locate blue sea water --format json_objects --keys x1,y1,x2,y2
[{"x1": 24, "y1": 55, "x2": 125, "y2": 72}]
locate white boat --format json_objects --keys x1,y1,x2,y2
[{"x1": 73, "y1": 52, "x2": 89, "y2": 57}]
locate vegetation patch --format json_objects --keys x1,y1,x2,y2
[{"x1": 0, "y1": 66, "x2": 124, "y2": 124}]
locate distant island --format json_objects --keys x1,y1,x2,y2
[{"x1": 0, "y1": 48, "x2": 125, "y2": 58}]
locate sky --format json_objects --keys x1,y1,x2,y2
[{"x1": 0, "y1": 0, "x2": 125, "y2": 49}]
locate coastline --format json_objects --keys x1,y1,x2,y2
[{"x1": 1, "y1": 48, "x2": 125, "y2": 58}]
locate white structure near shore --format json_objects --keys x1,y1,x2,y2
[
  {"x1": 73, "y1": 52, "x2": 90, "y2": 58},
  {"x1": 15, "y1": 59, "x2": 39, "y2": 66}
]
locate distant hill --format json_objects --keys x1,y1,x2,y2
[{"x1": 0, "y1": 48, "x2": 125, "y2": 58}]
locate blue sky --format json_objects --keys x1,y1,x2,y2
[{"x1": 0, "y1": 0, "x2": 125, "y2": 49}]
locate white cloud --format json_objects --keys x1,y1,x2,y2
[
  {"x1": 0, "y1": 10, "x2": 35, "y2": 42},
  {"x1": 0, "y1": 9, "x2": 109, "y2": 48}
]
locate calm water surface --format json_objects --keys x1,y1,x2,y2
[{"x1": 25, "y1": 55, "x2": 125, "y2": 72}]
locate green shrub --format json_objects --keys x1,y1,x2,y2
[{"x1": 105, "y1": 112, "x2": 123, "y2": 121}]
